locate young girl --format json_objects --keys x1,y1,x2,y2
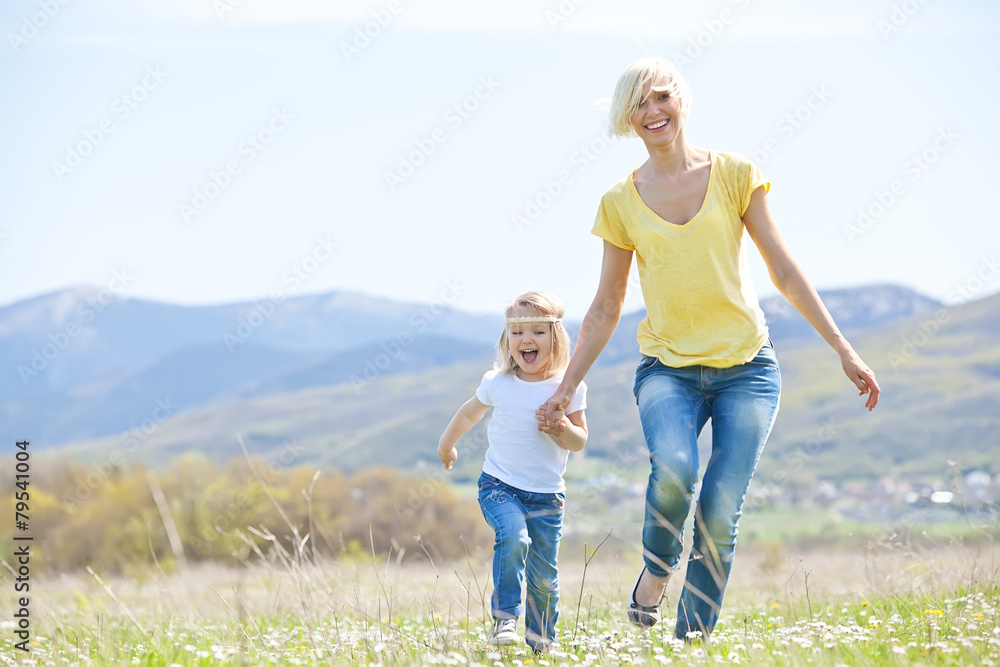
[{"x1": 438, "y1": 290, "x2": 588, "y2": 652}]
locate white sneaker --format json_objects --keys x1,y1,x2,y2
[{"x1": 490, "y1": 617, "x2": 519, "y2": 646}]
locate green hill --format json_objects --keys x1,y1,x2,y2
[{"x1": 50, "y1": 293, "x2": 1000, "y2": 489}]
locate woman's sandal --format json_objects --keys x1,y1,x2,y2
[{"x1": 627, "y1": 565, "x2": 666, "y2": 628}]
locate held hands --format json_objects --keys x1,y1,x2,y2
[
  {"x1": 535, "y1": 404, "x2": 567, "y2": 437},
  {"x1": 541, "y1": 385, "x2": 575, "y2": 425},
  {"x1": 539, "y1": 386, "x2": 588, "y2": 453},
  {"x1": 839, "y1": 347, "x2": 881, "y2": 411}
]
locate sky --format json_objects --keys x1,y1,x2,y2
[{"x1": 2, "y1": 0, "x2": 999, "y2": 319}]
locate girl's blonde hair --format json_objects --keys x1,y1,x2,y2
[
  {"x1": 609, "y1": 57, "x2": 692, "y2": 138},
  {"x1": 495, "y1": 291, "x2": 571, "y2": 377}
]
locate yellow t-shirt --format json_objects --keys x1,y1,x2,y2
[{"x1": 592, "y1": 151, "x2": 770, "y2": 368}]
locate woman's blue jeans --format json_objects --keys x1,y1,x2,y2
[
  {"x1": 633, "y1": 341, "x2": 781, "y2": 639},
  {"x1": 477, "y1": 472, "x2": 564, "y2": 650}
]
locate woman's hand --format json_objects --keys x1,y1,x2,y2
[
  {"x1": 744, "y1": 187, "x2": 882, "y2": 412},
  {"x1": 540, "y1": 386, "x2": 575, "y2": 427},
  {"x1": 840, "y1": 347, "x2": 880, "y2": 411},
  {"x1": 538, "y1": 405, "x2": 589, "y2": 452},
  {"x1": 536, "y1": 405, "x2": 567, "y2": 434}
]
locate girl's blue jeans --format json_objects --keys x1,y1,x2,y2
[
  {"x1": 633, "y1": 341, "x2": 781, "y2": 639},
  {"x1": 477, "y1": 472, "x2": 564, "y2": 650}
]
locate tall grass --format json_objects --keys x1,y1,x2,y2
[
  {"x1": 5, "y1": 446, "x2": 997, "y2": 664},
  {"x1": 3, "y1": 538, "x2": 998, "y2": 665}
]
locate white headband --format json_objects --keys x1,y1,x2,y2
[{"x1": 506, "y1": 315, "x2": 561, "y2": 325}]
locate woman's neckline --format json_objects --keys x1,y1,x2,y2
[{"x1": 629, "y1": 150, "x2": 715, "y2": 227}]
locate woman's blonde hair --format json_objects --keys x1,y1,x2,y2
[
  {"x1": 609, "y1": 57, "x2": 692, "y2": 138},
  {"x1": 495, "y1": 291, "x2": 571, "y2": 377}
]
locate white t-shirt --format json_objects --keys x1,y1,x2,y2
[{"x1": 475, "y1": 370, "x2": 587, "y2": 494}]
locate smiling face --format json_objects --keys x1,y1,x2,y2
[
  {"x1": 505, "y1": 314, "x2": 554, "y2": 381},
  {"x1": 609, "y1": 58, "x2": 691, "y2": 139},
  {"x1": 630, "y1": 78, "x2": 684, "y2": 147},
  {"x1": 495, "y1": 291, "x2": 570, "y2": 379}
]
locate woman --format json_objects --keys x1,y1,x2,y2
[{"x1": 541, "y1": 58, "x2": 880, "y2": 640}]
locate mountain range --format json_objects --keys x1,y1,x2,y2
[{"x1": 4, "y1": 283, "x2": 996, "y2": 485}]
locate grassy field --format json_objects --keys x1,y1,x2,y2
[{"x1": 3, "y1": 538, "x2": 998, "y2": 665}]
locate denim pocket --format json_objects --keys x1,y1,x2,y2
[
  {"x1": 746, "y1": 343, "x2": 779, "y2": 370},
  {"x1": 636, "y1": 355, "x2": 659, "y2": 374},
  {"x1": 478, "y1": 473, "x2": 505, "y2": 503},
  {"x1": 634, "y1": 355, "x2": 662, "y2": 399}
]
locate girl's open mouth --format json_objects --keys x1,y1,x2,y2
[{"x1": 520, "y1": 349, "x2": 538, "y2": 364}]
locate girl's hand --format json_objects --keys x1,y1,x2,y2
[
  {"x1": 540, "y1": 419, "x2": 568, "y2": 437},
  {"x1": 438, "y1": 443, "x2": 458, "y2": 470},
  {"x1": 840, "y1": 348, "x2": 881, "y2": 411},
  {"x1": 536, "y1": 406, "x2": 566, "y2": 435}
]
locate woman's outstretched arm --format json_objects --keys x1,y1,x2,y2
[
  {"x1": 542, "y1": 241, "x2": 633, "y2": 423},
  {"x1": 743, "y1": 187, "x2": 881, "y2": 411}
]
